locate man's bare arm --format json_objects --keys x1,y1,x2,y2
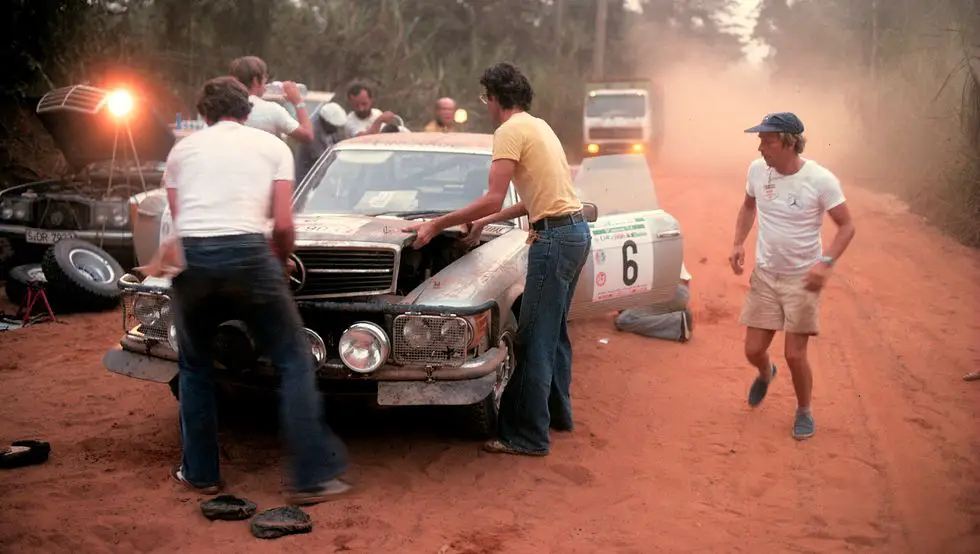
[
  {"x1": 429, "y1": 159, "x2": 516, "y2": 230},
  {"x1": 823, "y1": 202, "x2": 856, "y2": 261},
  {"x1": 167, "y1": 187, "x2": 179, "y2": 222},
  {"x1": 269, "y1": 179, "x2": 296, "y2": 262},
  {"x1": 733, "y1": 192, "x2": 757, "y2": 246},
  {"x1": 286, "y1": 106, "x2": 313, "y2": 143},
  {"x1": 475, "y1": 200, "x2": 527, "y2": 225}
]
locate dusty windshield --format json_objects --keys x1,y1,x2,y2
[
  {"x1": 294, "y1": 148, "x2": 496, "y2": 215},
  {"x1": 585, "y1": 93, "x2": 646, "y2": 118}
]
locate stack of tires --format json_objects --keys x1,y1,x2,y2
[{"x1": 3, "y1": 239, "x2": 124, "y2": 313}]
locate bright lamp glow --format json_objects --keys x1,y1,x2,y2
[
  {"x1": 106, "y1": 89, "x2": 133, "y2": 118},
  {"x1": 586, "y1": 143, "x2": 600, "y2": 154},
  {"x1": 631, "y1": 143, "x2": 645, "y2": 153},
  {"x1": 454, "y1": 108, "x2": 468, "y2": 124}
]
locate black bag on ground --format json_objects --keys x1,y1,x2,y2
[{"x1": 250, "y1": 506, "x2": 313, "y2": 539}]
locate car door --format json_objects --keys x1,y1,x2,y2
[{"x1": 567, "y1": 154, "x2": 683, "y2": 320}]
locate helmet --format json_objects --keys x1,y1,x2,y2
[{"x1": 318, "y1": 102, "x2": 347, "y2": 127}]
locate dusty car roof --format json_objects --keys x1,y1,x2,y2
[{"x1": 338, "y1": 132, "x2": 494, "y2": 153}]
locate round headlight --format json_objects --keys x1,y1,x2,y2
[
  {"x1": 133, "y1": 294, "x2": 169, "y2": 327},
  {"x1": 440, "y1": 318, "x2": 467, "y2": 340},
  {"x1": 402, "y1": 318, "x2": 431, "y2": 349},
  {"x1": 168, "y1": 323, "x2": 179, "y2": 352},
  {"x1": 302, "y1": 328, "x2": 327, "y2": 369},
  {"x1": 338, "y1": 322, "x2": 389, "y2": 374}
]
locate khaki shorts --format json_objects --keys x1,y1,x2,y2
[{"x1": 739, "y1": 267, "x2": 821, "y2": 335}]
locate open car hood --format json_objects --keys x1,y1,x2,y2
[{"x1": 35, "y1": 85, "x2": 176, "y2": 171}]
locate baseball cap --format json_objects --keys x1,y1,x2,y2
[
  {"x1": 319, "y1": 102, "x2": 347, "y2": 127},
  {"x1": 744, "y1": 112, "x2": 804, "y2": 134}
]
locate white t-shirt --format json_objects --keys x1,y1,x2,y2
[
  {"x1": 344, "y1": 108, "x2": 382, "y2": 137},
  {"x1": 745, "y1": 157, "x2": 846, "y2": 274},
  {"x1": 163, "y1": 121, "x2": 294, "y2": 238},
  {"x1": 244, "y1": 95, "x2": 300, "y2": 137}
]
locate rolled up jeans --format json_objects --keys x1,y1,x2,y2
[
  {"x1": 497, "y1": 220, "x2": 592, "y2": 453},
  {"x1": 170, "y1": 233, "x2": 348, "y2": 490}
]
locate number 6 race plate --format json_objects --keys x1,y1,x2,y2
[{"x1": 589, "y1": 215, "x2": 655, "y2": 301}]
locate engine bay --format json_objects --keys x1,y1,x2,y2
[{"x1": 395, "y1": 231, "x2": 478, "y2": 295}]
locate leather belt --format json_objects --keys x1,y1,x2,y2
[{"x1": 531, "y1": 210, "x2": 585, "y2": 231}]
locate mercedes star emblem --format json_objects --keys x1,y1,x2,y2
[{"x1": 288, "y1": 253, "x2": 306, "y2": 293}]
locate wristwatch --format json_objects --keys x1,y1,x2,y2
[
  {"x1": 294, "y1": 102, "x2": 306, "y2": 109},
  {"x1": 818, "y1": 255, "x2": 835, "y2": 266}
]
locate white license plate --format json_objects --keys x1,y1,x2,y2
[{"x1": 24, "y1": 229, "x2": 77, "y2": 244}]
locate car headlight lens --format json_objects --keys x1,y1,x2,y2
[
  {"x1": 94, "y1": 201, "x2": 130, "y2": 227},
  {"x1": 0, "y1": 198, "x2": 30, "y2": 221},
  {"x1": 338, "y1": 322, "x2": 389, "y2": 374},
  {"x1": 133, "y1": 294, "x2": 170, "y2": 327},
  {"x1": 302, "y1": 328, "x2": 327, "y2": 369},
  {"x1": 402, "y1": 318, "x2": 432, "y2": 349},
  {"x1": 168, "y1": 323, "x2": 179, "y2": 352}
]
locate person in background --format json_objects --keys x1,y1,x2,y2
[
  {"x1": 423, "y1": 97, "x2": 458, "y2": 132},
  {"x1": 161, "y1": 76, "x2": 350, "y2": 505},
  {"x1": 295, "y1": 102, "x2": 346, "y2": 183},
  {"x1": 229, "y1": 55, "x2": 313, "y2": 144},
  {"x1": 405, "y1": 62, "x2": 590, "y2": 457},
  {"x1": 344, "y1": 82, "x2": 401, "y2": 137},
  {"x1": 729, "y1": 111, "x2": 856, "y2": 441}
]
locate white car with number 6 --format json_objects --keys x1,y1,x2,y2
[{"x1": 102, "y1": 133, "x2": 683, "y2": 439}]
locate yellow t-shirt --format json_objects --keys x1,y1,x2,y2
[
  {"x1": 491, "y1": 112, "x2": 581, "y2": 223},
  {"x1": 423, "y1": 120, "x2": 455, "y2": 132}
]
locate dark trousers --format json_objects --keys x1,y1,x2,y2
[{"x1": 171, "y1": 233, "x2": 347, "y2": 490}]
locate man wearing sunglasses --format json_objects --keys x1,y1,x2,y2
[{"x1": 403, "y1": 62, "x2": 590, "y2": 457}]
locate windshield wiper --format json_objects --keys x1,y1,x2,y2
[{"x1": 369, "y1": 210, "x2": 450, "y2": 220}]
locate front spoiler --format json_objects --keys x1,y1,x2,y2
[{"x1": 102, "y1": 338, "x2": 506, "y2": 406}]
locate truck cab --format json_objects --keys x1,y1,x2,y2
[{"x1": 582, "y1": 79, "x2": 664, "y2": 162}]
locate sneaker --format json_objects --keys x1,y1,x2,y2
[
  {"x1": 793, "y1": 411, "x2": 815, "y2": 440},
  {"x1": 287, "y1": 478, "x2": 353, "y2": 506},
  {"x1": 747, "y1": 363, "x2": 777, "y2": 407},
  {"x1": 170, "y1": 463, "x2": 222, "y2": 495}
]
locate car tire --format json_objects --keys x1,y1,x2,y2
[
  {"x1": 456, "y1": 312, "x2": 518, "y2": 440},
  {"x1": 41, "y1": 239, "x2": 123, "y2": 313},
  {"x1": 4, "y1": 264, "x2": 47, "y2": 306}
]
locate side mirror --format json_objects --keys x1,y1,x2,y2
[{"x1": 582, "y1": 202, "x2": 598, "y2": 223}]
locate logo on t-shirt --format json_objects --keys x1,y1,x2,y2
[{"x1": 787, "y1": 193, "x2": 802, "y2": 209}]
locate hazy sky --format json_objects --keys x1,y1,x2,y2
[{"x1": 625, "y1": 0, "x2": 769, "y2": 65}]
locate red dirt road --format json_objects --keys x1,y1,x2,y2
[{"x1": 1, "y1": 169, "x2": 978, "y2": 553}]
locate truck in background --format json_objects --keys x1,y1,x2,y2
[{"x1": 582, "y1": 79, "x2": 664, "y2": 162}]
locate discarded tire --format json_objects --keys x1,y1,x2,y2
[
  {"x1": 3, "y1": 264, "x2": 46, "y2": 305},
  {"x1": 41, "y1": 239, "x2": 123, "y2": 313},
  {"x1": 200, "y1": 494, "x2": 257, "y2": 521},
  {"x1": 250, "y1": 506, "x2": 313, "y2": 539}
]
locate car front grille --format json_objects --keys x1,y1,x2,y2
[
  {"x1": 293, "y1": 247, "x2": 397, "y2": 298},
  {"x1": 33, "y1": 198, "x2": 91, "y2": 230},
  {"x1": 589, "y1": 127, "x2": 644, "y2": 140}
]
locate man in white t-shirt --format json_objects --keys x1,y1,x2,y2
[
  {"x1": 162, "y1": 76, "x2": 350, "y2": 505},
  {"x1": 343, "y1": 82, "x2": 401, "y2": 137},
  {"x1": 729, "y1": 112, "x2": 856, "y2": 441},
  {"x1": 229, "y1": 55, "x2": 313, "y2": 143}
]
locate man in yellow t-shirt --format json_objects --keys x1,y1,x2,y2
[
  {"x1": 423, "y1": 97, "x2": 458, "y2": 132},
  {"x1": 403, "y1": 62, "x2": 591, "y2": 457}
]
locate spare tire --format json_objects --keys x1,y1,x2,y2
[
  {"x1": 41, "y1": 239, "x2": 123, "y2": 312},
  {"x1": 4, "y1": 264, "x2": 46, "y2": 305}
]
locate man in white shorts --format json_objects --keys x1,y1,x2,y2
[
  {"x1": 729, "y1": 112, "x2": 856, "y2": 440},
  {"x1": 229, "y1": 55, "x2": 313, "y2": 143}
]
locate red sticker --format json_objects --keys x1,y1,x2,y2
[{"x1": 595, "y1": 272, "x2": 606, "y2": 287}]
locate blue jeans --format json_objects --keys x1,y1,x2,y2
[
  {"x1": 170, "y1": 233, "x2": 348, "y2": 490},
  {"x1": 497, "y1": 220, "x2": 592, "y2": 453}
]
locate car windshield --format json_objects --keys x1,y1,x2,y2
[
  {"x1": 293, "y1": 148, "x2": 497, "y2": 216},
  {"x1": 585, "y1": 93, "x2": 646, "y2": 118}
]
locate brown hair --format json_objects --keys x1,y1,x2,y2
[
  {"x1": 229, "y1": 56, "x2": 267, "y2": 89},
  {"x1": 196, "y1": 76, "x2": 251, "y2": 123},
  {"x1": 780, "y1": 132, "x2": 807, "y2": 154}
]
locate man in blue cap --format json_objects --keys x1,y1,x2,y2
[{"x1": 728, "y1": 112, "x2": 856, "y2": 440}]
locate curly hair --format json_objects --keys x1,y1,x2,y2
[
  {"x1": 479, "y1": 62, "x2": 533, "y2": 111},
  {"x1": 196, "y1": 76, "x2": 252, "y2": 123}
]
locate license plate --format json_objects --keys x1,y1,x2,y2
[{"x1": 24, "y1": 229, "x2": 77, "y2": 244}]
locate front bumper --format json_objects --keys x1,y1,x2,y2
[
  {"x1": 102, "y1": 337, "x2": 507, "y2": 407},
  {"x1": 0, "y1": 223, "x2": 132, "y2": 248}
]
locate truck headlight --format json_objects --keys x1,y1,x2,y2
[
  {"x1": 94, "y1": 201, "x2": 130, "y2": 227},
  {"x1": 133, "y1": 294, "x2": 170, "y2": 327},
  {"x1": 338, "y1": 322, "x2": 389, "y2": 374},
  {"x1": 1, "y1": 198, "x2": 31, "y2": 221},
  {"x1": 302, "y1": 327, "x2": 327, "y2": 369},
  {"x1": 168, "y1": 323, "x2": 179, "y2": 352}
]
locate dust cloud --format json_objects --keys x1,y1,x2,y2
[{"x1": 649, "y1": 54, "x2": 865, "y2": 180}]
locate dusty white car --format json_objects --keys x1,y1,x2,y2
[{"x1": 102, "y1": 132, "x2": 683, "y2": 438}]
